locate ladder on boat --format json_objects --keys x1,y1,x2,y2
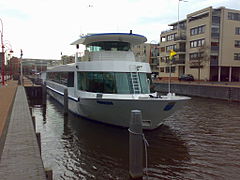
[{"x1": 130, "y1": 72, "x2": 141, "y2": 94}]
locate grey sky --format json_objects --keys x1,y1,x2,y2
[{"x1": 0, "y1": 0, "x2": 239, "y2": 59}]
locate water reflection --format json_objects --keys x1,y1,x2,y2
[{"x1": 32, "y1": 96, "x2": 240, "y2": 180}]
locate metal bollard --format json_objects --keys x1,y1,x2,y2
[
  {"x1": 45, "y1": 168, "x2": 53, "y2": 180},
  {"x1": 129, "y1": 110, "x2": 143, "y2": 179},
  {"x1": 64, "y1": 88, "x2": 68, "y2": 116},
  {"x1": 32, "y1": 116, "x2": 36, "y2": 131},
  {"x1": 36, "y1": 132, "x2": 41, "y2": 156},
  {"x1": 42, "y1": 82, "x2": 47, "y2": 106},
  {"x1": 29, "y1": 107, "x2": 33, "y2": 116}
]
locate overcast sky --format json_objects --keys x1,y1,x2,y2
[{"x1": 1, "y1": 0, "x2": 240, "y2": 59}]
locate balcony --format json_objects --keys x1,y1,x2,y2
[
  {"x1": 164, "y1": 58, "x2": 185, "y2": 64},
  {"x1": 175, "y1": 48, "x2": 186, "y2": 53},
  {"x1": 211, "y1": 46, "x2": 219, "y2": 51},
  {"x1": 161, "y1": 29, "x2": 175, "y2": 34},
  {"x1": 211, "y1": 33, "x2": 220, "y2": 39},
  {"x1": 173, "y1": 59, "x2": 185, "y2": 64},
  {"x1": 210, "y1": 56, "x2": 218, "y2": 66},
  {"x1": 211, "y1": 46, "x2": 219, "y2": 55},
  {"x1": 150, "y1": 58, "x2": 159, "y2": 66},
  {"x1": 174, "y1": 35, "x2": 186, "y2": 41},
  {"x1": 189, "y1": 61, "x2": 203, "y2": 69}
]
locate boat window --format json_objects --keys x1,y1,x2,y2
[
  {"x1": 60, "y1": 72, "x2": 68, "y2": 86},
  {"x1": 88, "y1": 72, "x2": 104, "y2": 93},
  {"x1": 115, "y1": 73, "x2": 131, "y2": 94},
  {"x1": 87, "y1": 41, "x2": 130, "y2": 52},
  {"x1": 67, "y1": 72, "x2": 74, "y2": 87},
  {"x1": 103, "y1": 72, "x2": 116, "y2": 93},
  {"x1": 139, "y1": 73, "x2": 150, "y2": 93},
  {"x1": 47, "y1": 71, "x2": 74, "y2": 87},
  {"x1": 77, "y1": 72, "x2": 150, "y2": 94},
  {"x1": 77, "y1": 72, "x2": 87, "y2": 91}
]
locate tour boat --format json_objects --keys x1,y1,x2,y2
[{"x1": 45, "y1": 33, "x2": 190, "y2": 130}]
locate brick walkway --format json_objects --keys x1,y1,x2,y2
[
  {"x1": 0, "y1": 86, "x2": 46, "y2": 180},
  {"x1": 0, "y1": 80, "x2": 18, "y2": 139}
]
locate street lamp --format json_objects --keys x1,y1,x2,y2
[
  {"x1": 4, "y1": 42, "x2": 14, "y2": 79},
  {"x1": 177, "y1": 0, "x2": 188, "y2": 33},
  {"x1": 20, "y1": 49, "x2": 23, "y2": 85},
  {"x1": 0, "y1": 18, "x2": 5, "y2": 86}
]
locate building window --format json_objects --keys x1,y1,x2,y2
[
  {"x1": 166, "y1": 44, "x2": 177, "y2": 52},
  {"x1": 166, "y1": 33, "x2": 176, "y2": 41},
  {"x1": 211, "y1": 30, "x2": 220, "y2": 38},
  {"x1": 189, "y1": 52, "x2": 204, "y2": 60},
  {"x1": 212, "y1": 16, "x2": 220, "y2": 25},
  {"x1": 236, "y1": 27, "x2": 240, "y2": 35},
  {"x1": 161, "y1": 37, "x2": 166, "y2": 42},
  {"x1": 160, "y1": 47, "x2": 165, "y2": 52},
  {"x1": 160, "y1": 67, "x2": 164, "y2": 72},
  {"x1": 234, "y1": 53, "x2": 240, "y2": 60},
  {"x1": 212, "y1": 27, "x2": 219, "y2": 33},
  {"x1": 228, "y1": 12, "x2": 240, "y2": 21},
  {"x1": 165, "y1": 67, "x2": 175, "y2": 73},
  {"x1": 190, "y1": 39, "x2": 205, "y2": 48},
  {"x1": 235, "y1": 40, "x2": 240, "y2": 48},
  {"x1": 166, "y1": 56, "x2": 170, "y2": 63},
  {"x1": 190, "y1": 25, "x2": 205, "y2": 36}
]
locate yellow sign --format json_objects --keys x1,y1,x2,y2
[{"x1": 169, "y1": 49, "x2": 177, "y2": 60}]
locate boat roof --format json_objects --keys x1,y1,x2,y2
[{"x1": 71, "y1": 33, "x2": 147, "y2": 46}]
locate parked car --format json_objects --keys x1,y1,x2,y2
[{"x1": 179, "y1": 74, "x2": 194, "y2": 81}]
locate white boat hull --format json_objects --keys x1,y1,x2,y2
[{"x1": 47, "y1": 86, "x2": 189, "y2": 130}]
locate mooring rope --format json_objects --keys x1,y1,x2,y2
[{"x1": 128, "y1": 128, "x2": 149, "y2": 179}]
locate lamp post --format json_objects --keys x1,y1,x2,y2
[
  {"x1": 20, "y1": 49, "x2": 23, "y2": 85},
  {"x1": 177, "y1": 0, "x2": 188, "y2": 34},
  {"x1": 0, "y1": 18, "x2": 5, "y2": 86},
  {"x1": 9, "y1": 49, "x2": 13, "y2": 79},
  {"x1": 4, "y1": 42, "x2": 13, "y2": 80}
]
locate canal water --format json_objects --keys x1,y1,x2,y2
[{"x1": 31, "y1": 96, "x2": 240, "y2": 180}]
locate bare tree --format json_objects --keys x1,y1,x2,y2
[{"x1": 190, "y1": 43, "x2": 210, "y2": 81}]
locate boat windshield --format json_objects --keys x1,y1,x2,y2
[
  {"x1": 77, "y1": 72, "x2": 150, "y2": 94},
  {"x1": 86, "y1": 41, "x2": 131, "y2": 52}
]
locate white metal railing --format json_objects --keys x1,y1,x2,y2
[{"x1": 89, "y1": 51, "x2": 135, "y2": 61}]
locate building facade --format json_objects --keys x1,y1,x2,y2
[
  {"x1": 132, "y1": 43, "x2": 150, "y2": 62},
  {"x1": 132, "y1": 43, "x2": 159, "y2": 75},
  {"x1": 9, "y1": 57, "x2": 20, "y2": 79},
  {"x1": 19, "y1": 58, "x2": 61, "y2": 75},
  {"x1": 159, "y1": 6, "x2": 240, "y2": 82}
]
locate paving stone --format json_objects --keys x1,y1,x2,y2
[{"x1": 0, "y1": 86, "x2": 46, "y2": 180}]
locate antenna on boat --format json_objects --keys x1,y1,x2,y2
[{"x1": 75, "y1": 44, "x2": 79, "y2": 64}]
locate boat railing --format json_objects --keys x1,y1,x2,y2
[
  {"x1": 88, "y1": 51, "x2": 135, "y2": 61},
  {"x1": 134, "y1": 55, "x2": 147, "y2": 62}
]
